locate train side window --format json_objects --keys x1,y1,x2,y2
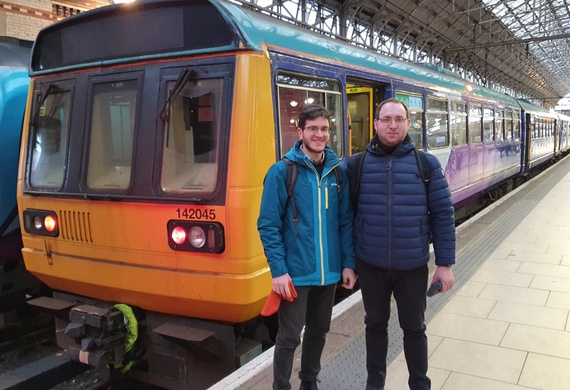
[
  {"x1": 30, "y1": 89, "x2": 71, "y2": 190},
  {"x1": 468, "y1": 105, "x2": 482, "y2": 144},
  {"x1": 86, "y1": 80, "x2": 137, "y2": 192},
  {"x1": 512, "y1": 111, "x2": 521, "y2": 140},
  {"x1": 426, "y1": 97, "x2": 449, "y2": 149},
  {"x1": 495, "y1": 110, "x2": 504, "y2": 142},
  {"x1": 450, "y1": 101, "x2": 467, "y2": 147},
  {"x1": 505, "y1": 111, "x2": 513, "y2": 141},
  {"x1": 161, "y1": 77, "x2": 223, "y2": 194},
  {"x1": 548, "y1": 119, "x2": 552, "y2": 137},
  {"x1": 483, "y1": 108, "x2": 494, "y2": 143},
  {"x1": 395, "y1": 92, "x2": 423, "y2": 148},
  {"x1": 276, "y1": 73, "x2": 342, "y2": 158}
]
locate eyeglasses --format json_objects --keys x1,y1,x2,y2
[
  {"x1": 376, "y1": 117, "x2": 408, "y2": 125},
  {"x1": 304, "y1": 126, "x2": 330, "y2": 134}
]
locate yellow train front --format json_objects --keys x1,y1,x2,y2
[{"x1": 17, "y1": 1, "x2": 278, "y2": 388}]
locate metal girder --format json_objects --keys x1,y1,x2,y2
[{"x1": 232, "y1": 0, "x2": 570, "y2": 105}]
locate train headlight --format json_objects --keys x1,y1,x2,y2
[
  {"x1": 167, "y1": 221, "x2": 224, "y2": 253},
  {"x1": 188, "y1": 226, "x2": 206, "y2": 248},
  {"x1": 23, "y1": 209, "x2": 59, "y2": 237},
  {"x1": 34, "y1": 216, "x2": 43, "y2": 230}
]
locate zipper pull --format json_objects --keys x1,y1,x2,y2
[{"x1": 386, "y1": 160, "x2": 392, "y2": 171}]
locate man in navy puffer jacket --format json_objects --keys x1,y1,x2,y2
[{"x1": 346, "y1": 98, "x2": 455, "y2": 390}]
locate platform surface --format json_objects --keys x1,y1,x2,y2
[{"x1": 212, "y1": 155, "x2": 570, "y2": 390}]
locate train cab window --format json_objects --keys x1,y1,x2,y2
[
  {"x1": 29, "y1": 88, "x2": 71, "y2": 189},
  {"x1": 395, "y1": 92, "x2": 423, "y2": 148},
  {"x1": 161, "y1": 77, "x2": 223, "y2": 194},
  {"x1": 276, "y1": 73, "x2": 342, "y2": 157},
  {"x1": 495, "y1": 111, "x2": 504, "y2": 142},
  {"x1": 468, "y1": 105, "x2": 482, "y2": 144},
  {"x1": 426, "y1": 97, "x2": 449, "y2": 149},
  {"x1": 483, "y1": 108, "x2": 494, "y2": 143},
  {"x1": 450, "y1": 101, "x2": 467, "y2": 147},
  {"x1": 86, "y1": 80, "x2": 137, "y2": 192}
]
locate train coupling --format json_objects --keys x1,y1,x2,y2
[{"x1": 63, "y1": 304, "x2": 130, "y2": 369}]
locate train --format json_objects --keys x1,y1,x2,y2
[
  {"x1": 0, "y1": 37, "x2": 44, "y2": 315},
  {"x1": 16, "y1": 0, "x2": 569, "y2": 388}
]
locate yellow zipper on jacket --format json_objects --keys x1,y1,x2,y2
[{"x1": 304, "y1": 160, "x2": 341, "y2": 285}]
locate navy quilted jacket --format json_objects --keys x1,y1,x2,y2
[{"x1": 346, "y1": 135, "x2": 455, "y2": 270}]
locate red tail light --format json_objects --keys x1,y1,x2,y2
[
  {"x1": 23, "y1": 209, "x2": 59, "y2": 237},
  {"x1": 167, "y1": 221, "x2": 224, "y2": 253}
]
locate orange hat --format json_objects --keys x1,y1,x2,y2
[{"x1": 261, "y1": 281, "x2": 297, "y2": 317}]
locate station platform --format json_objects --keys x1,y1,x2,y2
[{"x1": 210, "y1": 154, "x2": 570, "y2": 390}]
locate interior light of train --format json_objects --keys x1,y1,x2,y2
[
  {"x1": 23, "y1": 209, "x2": 59, "y2": 237},
  {"x1": 167, "y1": 220, "x2": 225, "y2": 253}
]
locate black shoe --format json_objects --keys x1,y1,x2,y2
[{"x1": 299, "y1": 380, "x2": 318, "y2": 390}]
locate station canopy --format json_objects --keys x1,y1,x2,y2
[{"x1": 239, "y1": 0, "x2": 570, "y2": 107}]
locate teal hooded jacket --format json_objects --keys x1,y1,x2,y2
[{"x1": 257, "y1": 140, "x2": 355, "y2": 287}]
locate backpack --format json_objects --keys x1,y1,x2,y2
[
  {"x1": 283, "y1": 157, "x2": 342, "y2": 232},
  {"x1": 350, "y1": 148, "x2": 431, "y2": 212}
]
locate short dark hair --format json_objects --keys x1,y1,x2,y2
[
  {"x1": 298, "y1": 104, "x2": 331, "y2": 129},
  {"x1": 375, "y1": 98, "x2": 410, "y2": 119}
]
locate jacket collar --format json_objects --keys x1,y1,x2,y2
[{"x1": 368, "y1": 134, "x2": 415, "y2": 157}]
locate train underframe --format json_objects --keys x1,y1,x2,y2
[{"x1": 29, "y1": 291, "x2": 272, "y2": 390}]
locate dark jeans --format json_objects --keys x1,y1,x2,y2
[
  {"x1": 273, "y1": 284, "x2": 336, "y2": 390},
  {"x1": 357, "y1": 259, "x2": 431, "y2": 390}
]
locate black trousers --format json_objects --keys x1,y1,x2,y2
[
  {"x1": 357, "y1": 259, "x2": 431, "y2": 390},
  {"x1": 272, "y1": 284, "x2": 336, "y2": 390}
]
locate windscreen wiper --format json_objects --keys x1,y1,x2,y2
[
  {"x1": 159, "y1": 68, "x2": 196, "y2": 123},
  {"x1": 30, "y1": 83, "x2": 56, "y2": 127}
]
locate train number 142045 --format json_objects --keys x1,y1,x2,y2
[{"x1": 175, "y1": 208, "x2": 216, "y2": 220}]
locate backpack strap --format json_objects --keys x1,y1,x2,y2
[
  {"x1": 283, "y1": 157, "x2": 299, "y2": 234},
  {"x1": 350, "y1": 151, "x2": 367, "y2": 213},
  {"x1": 412, "y1": 148, "x2": 431, "y2": 188}
]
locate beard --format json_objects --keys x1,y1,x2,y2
[{"x1": 303, "y1": 141, "x2": 325, "y2": 154}]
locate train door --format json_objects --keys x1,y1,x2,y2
[{"x1": 346, "y1": 86, "x2": 373, "y2": 155}]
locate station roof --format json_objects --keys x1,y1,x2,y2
[
  {"x1": 238, "y1": 0, "x2": 570, "y2": 106},
  {"x1": 328, "y1": 0, "x2": 570, "y2": 105}
]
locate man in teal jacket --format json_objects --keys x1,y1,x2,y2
[{"x1": 258, "y1": 104, "x2": 356, "y2": 390}]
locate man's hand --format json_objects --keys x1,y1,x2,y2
[
  {"x1": 272, "y1": 274, "x2": 294, "y2": 299},
  {"x1": 432, "y1": 265, "x2": 455, "y2": 293},
  {"x1": 341, "y1": 268, "x2": 357, "y2": 289}
]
